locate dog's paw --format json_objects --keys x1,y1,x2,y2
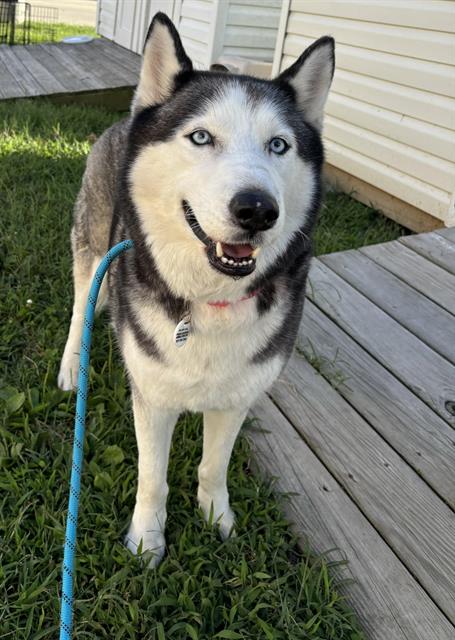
[
  {"x1": 198, "y1": 488, "x2": 235, "y2": 540},
  {"x1": 125, "y1": 524, "x2": 166, "y2": 568},
  {"x1": 217, "y1": 507, "x2": 236, "y2": 541},
  {"x1": 57, "y1": 357, "x2": 79, "y2": 391}
]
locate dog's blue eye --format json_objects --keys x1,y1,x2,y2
[
  {"x1": 269, "y1": 137, "x2": 289, "y2": 155},
  {"x1": 190, "y1": 130, "x2": 212, "y2": 146}
]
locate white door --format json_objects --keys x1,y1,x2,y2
[
  {"x1": 114, "y1": 0, "x2": 137, "y2": 49},
  {"x1": 113, "y1": 0, "x2": 176, "y2": 53}
]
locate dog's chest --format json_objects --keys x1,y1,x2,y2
[{"x1": 121, "y1": 298, "x2": 286, "y2": 411}]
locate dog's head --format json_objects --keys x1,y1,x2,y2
[{"x1": 127, "y1": 13, "x2": 334, "y2": 299}]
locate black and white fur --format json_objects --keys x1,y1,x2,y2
[{"x1": 58, "y1": 13, "x2": 334, "y2": 567}]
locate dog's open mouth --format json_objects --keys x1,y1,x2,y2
[{"x1": 183, "y1": 200, "x2": 258, "y2": 277}]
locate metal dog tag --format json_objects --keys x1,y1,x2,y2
[{"x1": 174, "y1": 315, "x2": 191, "y2": 347}]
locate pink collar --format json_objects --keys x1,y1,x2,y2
[{"x1": 207, "y1": 289, "x2": 259, "y2": 308}]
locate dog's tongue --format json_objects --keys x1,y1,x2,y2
[{"x1": 221, "y1": 243, "x2": 253, "y2": 258}]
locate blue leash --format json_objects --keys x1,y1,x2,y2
[{"x1": 59, "y1": 240, "x2": 134, "y2": 639}]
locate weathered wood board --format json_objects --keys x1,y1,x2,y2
[
  {"x1": 400, "y1": 231, "x2": 455, "y2": 275},
  {"x1": 320, "y1": 249, "x2": 455, "y2": 363},
  {"x1": 269, "y1": 353, "x2": 455, "y2": 622},
  {"x1": 361, "y1": 241, "x2": 455, "y2": 315},
  {"x1": 248, "y1": 397, "x2": 455, "y2": 640},
  {"x1": 11, "y1": 46, "x2": 67, "y2": 95},
  {"x1": 299, "y1": 299, "x2": 455, "y2": 508},
  {"x1": 307, "y1": 260, "x2": 455, "y2": 425},
  {"x1": 251, "y1": 231, "x2": 455, "y2": 638},
  {"x1": 0, "y1": 39, "x2": 140, "y2": 106},
  {"x1": 0, "y1": 45, "x2": 42, "y2": 96},
  {"x1": 436, "y1": 227, "x2": 455, "y2": 242},
  {"x1": 92, "y1": 38, "x2": 141, "y2": 75}
]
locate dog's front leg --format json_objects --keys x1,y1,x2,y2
[
  {"x1": 198, "y1": 408, "x2": 248, "y2": 539},
  {"x1": 125, "y1": 391, "x2": 179, "y2": 567}
]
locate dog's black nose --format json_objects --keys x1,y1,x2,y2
[{"x1": 229, "y1": 191, "x2": 279, "y2": 232}]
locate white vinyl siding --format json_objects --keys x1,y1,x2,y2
[
  {"x1": 223, "y1": 0, "x2": 281, "y2": 61},
  {"x1": 275, "y1": 0, "x2": 455, "y2": 225},
  {"x1": 97, "y1": 0, "x2": 280, "y2": 69},
  {"x1": 97, "y1": 0, "x2": 117, "y2": 40},
  {"x1": 174, "y1": 0, "x2": 214, "y2": 69},
  {"x1": 97, "y1": 1, "x2": 177, "y2": 54}
]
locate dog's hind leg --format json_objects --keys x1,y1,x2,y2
[
  {"x1": 58, "y1": 233, "x2": 107, "y2": 391},
  {"x1": 198, "y1": 408, "x2": 248, "y2": 539},
  {"x1": 125, "y1": 391, "x2": 179, "y2": 568}
]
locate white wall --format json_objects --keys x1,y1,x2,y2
[
  {"x1": 173, "y1": 0, "x2": 215, "y2": 69},
  {"x1": 223, "y1": 0, "x2": 281, "y2": 61},
  {"x1": 97, "y1": 0, "x2": 281, "y2": 69},
  {"x1": 274, "y1": 0, "x2": 455, "y2": 225},
  {"x1": 98, "y1": 1, "x2": 176, "y2": 53}
]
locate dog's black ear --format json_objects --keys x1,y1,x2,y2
[
  {"x1": 132, "y1": 12, "x2": 193, "y2": 113},
  {"x1": 276, "y1": 36, "x2": 335, "y2": 131}
]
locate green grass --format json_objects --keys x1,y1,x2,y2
[
  {"x1": 0, "y1": 99, "x2": 405, "y2": 639},
  {"x1": 315, "y1": 191, "x2": 406, "y2": 256},
  {"x1": 11, "y1": 22, "x2": 97, "y2": 46}
]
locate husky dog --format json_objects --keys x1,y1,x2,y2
[{"x1": 58, "y1": 13, "x2": 334, "y2": 566}]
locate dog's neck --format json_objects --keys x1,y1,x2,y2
[{"x1": 206, "y1": 289, "x2": 260, "y2": 308}]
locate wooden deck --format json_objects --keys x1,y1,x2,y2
[
  {"x1": 0, "y1": 38, "x2": 140, "y2": 108},
  {"x1": 248, "y1": 227, "x2": 455, "y2": 640}
]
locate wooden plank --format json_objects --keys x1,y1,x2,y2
[
  {"x1": 47, "y1": 86, "x2": 134, "y2": 111},
  {"x1": 400, "y1": 232, "x2": 455, "y2": 275},
  {"x1": 307, "y1": 260, "x2": 455, "y2": 425},
  {"x1": 82, "y1": 39, "x2": 141, "y2": 85},
  {"x1": 80, "y1": 42, "x2": 139, "y2": 85},
  {"x1": 37, "y1": 44, "x2": 101, "y2": 91},
  {"x1": 320, "y1": 249, "x2": 455, "y2": 363},
  {"x1": 436, "y1": 227, "x2": 455, "y2": 242},
  {"x1": 249, "y1": 397, "x2": 455, "y2": 640},
  {"x1": 12, "y1": 46, "x2": 67, "y2": 95},
  {"x1": 93, "y1": 38, "x2": 141, "y2": 77},
  {"x1": 52, "y1": 43, "x2": 127, "y2": 89},
  {"x1": 0, "y1": 55, "x2": 25, "y2": 98},
  {"x1": 268, "y1": 353, "x2": 455, "y2": 622},
  {"x1": 41, "y1": 43, "x2": 127, "y2": 91},
  {"x1": 0, "y1": 46, "x2": 42, "y2": 96},
  {"x1": 299, "y1": 300, "x2": 455, "y2": 509},
  {"x1": 28, "y1": 44, "x2": 100, "y2": 93},
  {"x1": 361, "y1": 241, "x2": 455, "y2": 315}
]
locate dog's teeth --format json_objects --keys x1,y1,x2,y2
[
  {"x1": 248, "y1": 259, "x2": 253, "y2": 264},
  {"x1": 221, "y1": 256, "x2": 228, "y2": 263},
  {"x1": 228, "y1": 259, "x2": 234, "y2": 265},
  {"x1": 241, "y1": 261, "x2": 248, "y2": 266},
  {"x1": 252, "y1": 247, "x2": 261, "y2": 258},
  {"x1": 216, "y1": 241, "x2": 223, "y2": 258}
]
